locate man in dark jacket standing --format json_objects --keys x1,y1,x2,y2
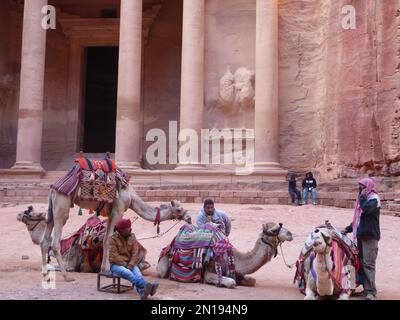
[
  {"x1": 302, "y1": 172, "x2": 318, "y2": 205},
  {"x1": 342, "y1": 178, "x2": 381, "y2": 300}
]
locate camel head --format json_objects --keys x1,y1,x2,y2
[
  {"x1": 16, "y1": 206, "x2": 46, "y2": 224},
  {"x1": 168, "y1": 200, "x2": 192, "y2": 224},
  {"x1": 261, "y1": 222, "x2": 293, "y2": 245},
  {"x1": 261, "y1": 222, "x2": 293, "y2": 244},
  {"x1": 310, "y1": 228, "x2": 333, "y2": 254}
]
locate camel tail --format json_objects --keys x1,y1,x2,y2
[{"x1": 47, "y1": 189, "x2": 54, "y2": 223}]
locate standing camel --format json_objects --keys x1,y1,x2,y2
[{"x1": 40, "y1": 186, "x2": 191, "y2": 282}]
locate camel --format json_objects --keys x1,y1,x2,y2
[
  {"x1": 157, "y1": 222, "x2": 293, "y2": 288},
  {"x1": 303, "y1": 228, "x2": 351, "y2": 300},
  {"x1": 16, "y1": 206, "x2": 150, "y2": 273},
  {"x1": 40, "y1": 186, "x2": 191, "y2": 282}
]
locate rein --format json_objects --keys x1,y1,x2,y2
[
  {"x1": 137, "y1": 219, "x2": 182, "y2": 241},
  {"x1": 22, "y1": 214, "x2": 45, "y2": 232}
]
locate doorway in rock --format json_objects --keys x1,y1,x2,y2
[{"x1": 83, "y1": 46, "x2": 118, "y2": 153}]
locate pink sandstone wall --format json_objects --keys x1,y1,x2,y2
[
  {"x1": 142, "y1": 0, "x2": 183, "y2": 170},
  {"x1": 279, "y1": 0, "x2": 400, "y2": 180},
  {"x1": 204, "y1": 0, "x2": 256, "y2": 129}
]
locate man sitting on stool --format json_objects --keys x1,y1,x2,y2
[{"x1": 109, "y1": 219, "x2": 158, "y2": 300}]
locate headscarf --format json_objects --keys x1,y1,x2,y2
[
  {"x1": 115, "y1": 219, "x2": 131, "y2": 232},
  {"x1": 351, "y1": 178, "x2": 380, "y2": 245}
]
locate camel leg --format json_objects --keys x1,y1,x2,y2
[
  {"x1": 203, "y1": 271, "x2": 236, "y2": 289},
  {"x1": 338, "y1": 291, "x2": 350, "y2": 300},
  {"x1": 239, "y1": 275, "x2": 256, "y2": 287},
  {"x1": 304, "y1": 276, "x2": 317, "y2": 300},
  {"x1": 40, "y1": 220, "x2": 53, "y2": 277},
  {"x1": 157, "y1": 256, "x2": 171, "y2": 279},
  {"x1": 51, "y1": 216, "x2": 74, "y2": 282},
  {"x1": 101, "y1": 211, "x2": 122, "y2": 272}
]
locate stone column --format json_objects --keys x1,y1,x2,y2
[
  {"x1": 115, "y1": 0, "x2": 143, "y2": 170},
  {"x1": 176, "y1": 0, "x2": 205, "y2": 170},
  {"x1": 12, "y1": 0, "x2": 48, "y2": 171},
  {"x1": 254, "y1": 0, "x2": 282, "y2": 172}
]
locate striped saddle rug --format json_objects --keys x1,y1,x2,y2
[
  {"x1": 160, "y1": 223, "x2": 236, "y2": 287},
  {"x1": 294, "y1": 228, "x2": 361, "y2": 294},
  {"x1": 51, "y1": 156, "x2": 129, "y2": 204}
]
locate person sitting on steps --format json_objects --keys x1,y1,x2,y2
[{"x1": 302, "y1": 172, "x2": 318, "y2": 205}]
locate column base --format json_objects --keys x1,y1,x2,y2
[
  {"x1": 175, "y1": 163, "x2": 207, "y2": 171},
  {"x1": 11, "y1": 161, "x2": 45, "y2": 172},
  {"x1": 116, "y1": 161, "x2": 142, "y2": 171}
]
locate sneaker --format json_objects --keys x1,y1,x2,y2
[
  {"x1": 365, "y1": 293, "x2": 375, "y2": 300},
  {"x1": 150, "y1": 282, "x2": 159, "y2": 296},
  {"x1": 140, "y1": 282, "x2": 153, "y2": 300},
  {"x1": 312, "y1": 202, "x2": 317, "y2": 205}
]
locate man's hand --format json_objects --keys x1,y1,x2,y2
[{"x1": 340, "y1": 229, "x2": 348, "y2": 235}]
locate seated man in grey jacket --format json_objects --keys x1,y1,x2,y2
[{"x1": 196, "y1": 199, "x2": 231, "y2": 237}]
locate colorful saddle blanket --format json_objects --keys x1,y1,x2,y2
[
  {"x1": 51, "y1": 157, "x2": 129, "y2": 205},
  {"x1": 294, "y1": 227, "x2": 360, "y2": 294},
  {"x1": 160, "y1": 223, "x2": 236, "y2": 287}
]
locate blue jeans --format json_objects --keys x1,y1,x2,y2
[
  {"x1": 302, "y1": 188, "x2": 317, "y2": 204},
  {"x1": 289, "y1": 188, "x2": 301, "y2": 204},
  {"x1": 110, "y1": 264, "x2": 147, "y2": 294}
]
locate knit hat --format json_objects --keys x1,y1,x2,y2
[{"x1": 116, "y1": 219, "x2": 131, "y2": 232}]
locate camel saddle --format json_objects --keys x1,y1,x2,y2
[{"x1": 76, "y1": 157, "x2": 118, "y2": 204}]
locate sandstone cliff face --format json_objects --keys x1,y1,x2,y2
[{"x1": 279, "y1": 0, "x2": 400, "y2": 180}]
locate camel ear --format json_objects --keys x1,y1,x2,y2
[
  {"x1": 171, "y1": 200, "x2": 175, "y2": 207},
  {"x1": 262, "y1": 223, "x2": 268, "y2": 232}
]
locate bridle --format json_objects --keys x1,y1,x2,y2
[
  {"x1": 261, "y1": 223, "x2": 284, "y2": 258},
  {"x1": 21, "y1": 211, "x2": 45, "y2": 232},
  {"x1": 312, "y1": 228, "x2": 334, "y2": 278}
]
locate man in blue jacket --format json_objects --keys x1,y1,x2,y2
[
  {"x1": 196, "y1": 199, "x2": 231, "y2": 236},
  {"x1": 342, "y1": 178, "x2": 381, "y2": 300}
]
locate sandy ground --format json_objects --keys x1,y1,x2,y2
[{"x1": 0, "y1": 203, "x2": 399, "y2": 300}]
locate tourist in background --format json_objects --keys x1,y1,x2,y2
[
  {"x1": 302, "y1": 172, "x2": 318, "y2": 205},
  {"x1": 288, "y1": 173, "x2": 302, "y2": 206}
]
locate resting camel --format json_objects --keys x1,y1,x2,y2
[
  {"x1": 157, "y1": 222, "x2": 293, "y2": 288},
  {"x1": 303, "y1": 227, "x2": 352, "y2": 300},
  {"x1": 16, "y1": 206, "x2": 150, "y2": 272},
  {"x1": 40, "y1": 186, "x2": 191, "y2": 282}
]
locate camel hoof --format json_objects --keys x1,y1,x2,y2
[
  {"x1": 225, "y1": 279, "x2": 236, "y2": 289},
  {"x1": 64, "y1": 276, "x2": 75, "y2": 282}
]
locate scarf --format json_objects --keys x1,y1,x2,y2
[{"x1": 352, "y1": 178, "x2": 380, "y2": 245}]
